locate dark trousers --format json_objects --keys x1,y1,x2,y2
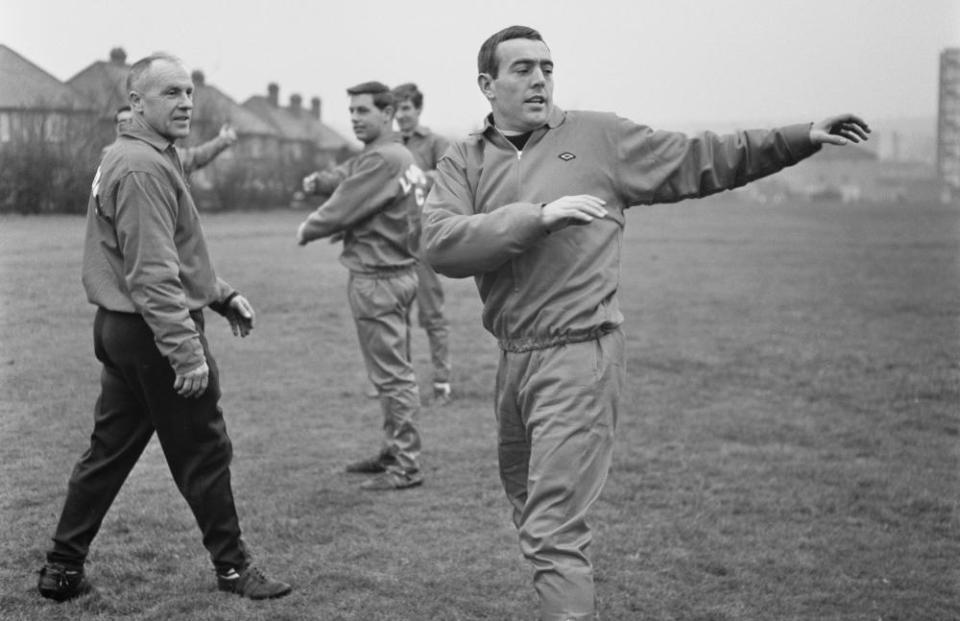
[{"x1": 46, "y1": 308, "x2": 248, "y2": 573}]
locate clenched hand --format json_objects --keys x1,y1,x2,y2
[{"x1": 174, "y1": 361, "x2": 209, "y2": 398}]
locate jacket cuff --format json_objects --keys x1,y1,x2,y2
[
  {"x1": 169, "y1": 336, "x2": 206, "y2": 375},
  {"x1": 209, "y1": 290, "x2": 239, "y2": 316},
  {"x1": 781, "y1": 123, "x2": 822, "y2": 161}
]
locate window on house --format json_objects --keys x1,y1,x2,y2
[
  {"x1": 0, "y1": 113, "x2": 9, "y2": 143},
  {"x1": 265, "y1": 139, "x2": 278, "y2": 159},
  {"x1": 248, "y1": 137, "x2": 262, "y2": 158},
  {"x1": 44, "y1": 114, "x2": 67, "y2": 143}
]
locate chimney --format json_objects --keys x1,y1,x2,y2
[
  {"x1": 289, "y1": 94, "x2": 302, "y2": 115},
  {"x1": 267, "y1": 83, "x2": 279, "y2": 107},
  {"x1": 109, "y1": 47, "x2": 127, "y2": 65},
  {"x1": 191, "y1": 70, "x2": 205, "y2": 87},
  {"x1": 311, "y1": 96, "x2": 322, "y2": 121}
]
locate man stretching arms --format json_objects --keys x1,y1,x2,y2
[
  {"x1": 422, "y1": 25, "x2": 869, "y2": 621},
  {"x1": 297, "y1": 81, "x2": 427, "y2": 491}
]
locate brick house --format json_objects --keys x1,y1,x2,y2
[{"x1": 243, "y1": 83, "x2": 354, "y2": 195}]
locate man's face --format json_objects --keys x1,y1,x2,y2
[
  {"x1": 130, "y1": 59, "x2": 194, "y2": 141},
  {"x1": 349, "y1": 93, "x2": 391, "y2": 144},
  {"x1": 479, "y1": 38, "x2": 553, "y2": 133},
  {"x1": 115, "y1": 110, "x2": 133, "y2": 136},
  {"x1": 395, "y1": 99, "x2": 421, "y2": 135}
]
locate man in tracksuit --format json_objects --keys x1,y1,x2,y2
[
  {"x1": 300, "y1": 83, "x2": 455, "y2": 405},
  {"x1": 392, "y1": 82, "x2": 454, "y2": 403},
  {"x1": 421, "y1": 25, "x2": 870, "y2": 621},
  {"x1": 297, "y1": 81, "x2": 427, "y2": 491},
  {"x1": 38, "y1": 53, "x2": 290, "y2": 602}
]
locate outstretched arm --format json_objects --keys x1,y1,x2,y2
[
  {"x1": 303, "y1": 164, "x2": 348, "y2": 195},
  {"x1": 617, "y1": 114, "x2": 869, "y2": 206},
  {"x1": 296, "y1": 153, "x2": 399, "y2": 245},
  {"x1": 178, "y1": 124, "x2": 238, "y2": 173}
]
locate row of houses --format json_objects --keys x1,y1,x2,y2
[{"x1": 0, "y1": 44, "x2": 355, "y2": 212}]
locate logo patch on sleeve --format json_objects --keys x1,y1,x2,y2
[{"x1": 558, "y1": 152, "x2": 576, "y2": 162}]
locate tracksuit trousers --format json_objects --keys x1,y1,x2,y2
[
  {"x1": 347, "y1": 268, "x2": 422, "y2": 474},
  {"x1": 414, "y1": 261, "x2": 451, "y2": 384},
  {"x1": 495, "y1": 328, "x2": 625, "y2": 621},
  {"x1": 46, "y1": 308, "x2": 249, "y2": 574}
]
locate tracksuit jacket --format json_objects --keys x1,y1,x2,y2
[
  {"x1": 82, "y1": 117, "x2": 236, "y2": 375},
  {"x1": 402, "y1": 125, "x2": 450, "y2": 181},
  {"x1": 298, "y1": 138, "x2": 422, "y2": 272},
  {"x1": 422, "y1": 107, "x2": 821, "y2": 352}
]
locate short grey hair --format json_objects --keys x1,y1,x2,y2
[{"x1": 127, "y1": 52, "x2": 183, "y2": 92}]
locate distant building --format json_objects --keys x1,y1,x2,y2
[
  {"x1": 243, "y1": 83, "x2": 353, "y2": 195},
  {"x1": 937, "y1": 48, "x2": 960, "y2": 202},
  {"x1": 66, "y1": 47, "x2": 130, "y2": 146},
  {"x1": 186, "y1": 70, "x2": 287, "y2": 208},
  {"x1": 0, "y1": 43, "x2": 98, "y2": 213},
  {"x1": 0, "y1": 43, "x2": 96, "y2": 147}
]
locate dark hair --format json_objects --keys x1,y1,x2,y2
[
  {"x1": 477, "y1": 25, "x2": 545, "y2": 78},
  {"x1": 126, "y1": 52, "x2": 182, "y2": 92},
  {"x1": 346, "y1": 81, "x2": 395, "y2": 111},
  {"x1": 115, "y1": 105, "x2": 132, "y2": 121},
  {"x1": 392, "y1": 82, "x2": 423, "y2": 110}
]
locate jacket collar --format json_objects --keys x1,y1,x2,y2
[
  {"x1": 473, "y1": 105, "x2": 566, "y2": 138},
  {"x1": 120, "y1": 116, "x2": 176, "y2": 152},
  {"x1": 405, "y1": 125, "x2": 432, "y2": 139}
]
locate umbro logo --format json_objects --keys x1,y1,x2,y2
[{"x1": 558, "y1": 152, "x2": 576, "y2": 162}]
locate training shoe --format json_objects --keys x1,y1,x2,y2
[
  {"x1": 217, "y1": 566, "x2": 292, "y2": 600},
  {"x1": 432, "y1": 382, "x2": 452, "y2": 404},
  {"x1": 37, "y1": 563, "x2": 94, "y2": 602},
  {"x1": 360, "y1": 470, "x2": 424, "y2": 491},
  {"x1": 345, "y1": 454, "x2": 395, "y2": 474}
]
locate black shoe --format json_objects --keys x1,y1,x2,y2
[
  {"x1": 360, "y1": 469, "x2": 424, "y2": 491},
  {"x1": 37, "y1": 563, "x2": 94, "y2": 602},
  {"x1": 345, "y1": 454, "x2": 395, "y2": 474},
  {"x1": 217, "y1": 566, "x2": 292, "y2": 600}
]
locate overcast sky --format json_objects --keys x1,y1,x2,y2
[{"x1": 2, "y1": 0, "x2": 958, "y2": 141}]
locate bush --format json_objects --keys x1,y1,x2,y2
[{"x1": 0, "y1": 111, "x2": 105, "y2": 215}]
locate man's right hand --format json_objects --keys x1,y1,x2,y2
[
  {"x1": 302, "y1": 170, "x2": 343, "y2": 195},
  {"x1": 174, "y1": 361, "x2": 209, "y2": 399},
  {"x1": 302, "y1": 172, "x2": 321, "y2": 194},
  {"x1": 540, "y1": 195, "x2": 608, "y2": 232}
]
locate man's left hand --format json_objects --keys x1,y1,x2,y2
[
  {"x1": 810, "y1": 114, "x2": 871, "y2": 146},
  {"x1": 225, "y1": 294, "x2": 255, "y2": 337}
]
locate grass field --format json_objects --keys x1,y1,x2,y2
[{"x1": 1, "y1": 198, "x2": 958, "y2": 620}]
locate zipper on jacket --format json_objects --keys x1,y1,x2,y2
[
  {"x1": 512, "y1": 148, "x2": 522, "y2": 292},
  {"x1": 491, "y1": 127, "x2": 525, "y2": 295}
]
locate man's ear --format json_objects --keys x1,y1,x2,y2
[
  {"x1": 477, "y1": 73, "x2": 494, "y2": 101},
  {"x1": 129, "y1": 91, "x2": 143, "y2": 112}
]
